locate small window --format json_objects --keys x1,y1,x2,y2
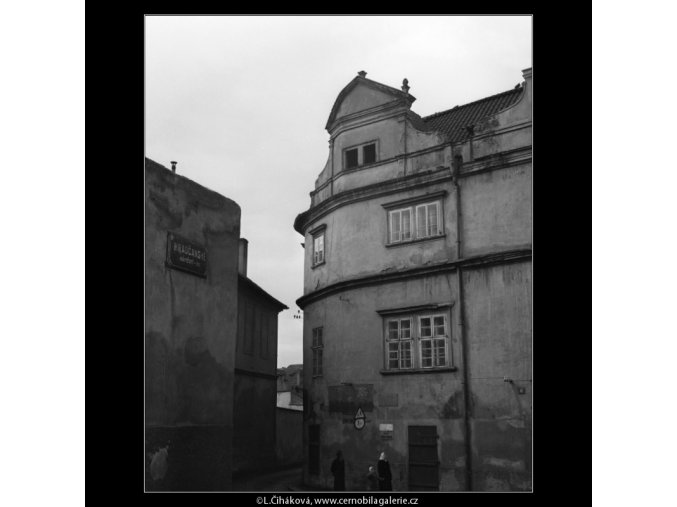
[
  {"x1": 363, "y1": 143, "x2": 376, "y2": 164},
  {"x1": 312, "y1": 327, "x2": 323, "y2": 377},
  {"x1": 313, "y1": 231, "x2": 325, "y2": 266},
  {"x1": 343, "y1": 141, "x2": 378, "y2": 170},
  {"x1": 345, "y1": 148, "x2": 358, "y2": 169}
]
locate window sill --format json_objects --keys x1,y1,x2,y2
[
  {"x1": 385, "y1": 234, "x2": 446, "y2": 248},
  {"x1": 379, "y1": 366, "x2": 457, "y2": 375},
  {"x1": 311, "y1": 261, "x2": 326, "y2": 270},
  {"x1": 343, "y1": 161, "x2": 379, "y2": 173}
]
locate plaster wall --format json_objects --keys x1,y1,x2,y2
[{"x1": 145, "y1": 159, "x2": 240, "y2": 491}]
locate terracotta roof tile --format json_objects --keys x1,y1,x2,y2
[{"x1": 422, "y1": 87, "x2": 524, "y2": 142}]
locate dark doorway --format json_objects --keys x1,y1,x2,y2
[
  {"x1": 308, "y1": 424, "x2": 320, "y2": 475},
  {"x1": 408, "y1": 425, "x2": 439, "y2": 491}
]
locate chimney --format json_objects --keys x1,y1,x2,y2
[
  {"x1": 521, "y1": 67, "x2": 532, "y2": 105},
  {"x1": 238, "y1": 238, "x2": 248, "y2": 277},
  {"x1": 170, "y1": 161, "x2": 177, "y2": 173}
]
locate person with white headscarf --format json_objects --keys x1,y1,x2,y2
[{"x1": 377, "y1": 451, "x2": 392, "y2": 491}]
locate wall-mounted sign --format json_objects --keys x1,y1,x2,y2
[
  {"x1": 379, "y1": 423, "x2": 393, "y2": 440},
  {"x1": 165, "y1": 232, "x2": 207, "y2": 278},
  {"x1": 354, "y1": 407, "x2": 365, "y2": 430}
]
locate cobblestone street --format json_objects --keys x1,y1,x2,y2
[{"x1": 232, "y1": 466, "x2": 303, "y2": 492}]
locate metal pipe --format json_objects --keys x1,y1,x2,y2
[{"x1": 452, "y1": 149, "x2": 473, "y2": 491}]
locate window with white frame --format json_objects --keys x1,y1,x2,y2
[
  {"x1": 386, "y1": 318, "x2": 413, "y2": 369},
  {"x1": 383, "y1": 312, "x2": 450, "y2": 371},
  {"x1": 312, "y1": 231, "x2": 325, "y2": 266},
  {"x1": 387, "y1": 200, "x2": 443, "y2": 244},
  {"x1": 419, "y1": 315, "x2": 448, "y2": 368},
  {"x1": 312, "y1": 327, "x2": 323, "y2": 376}
]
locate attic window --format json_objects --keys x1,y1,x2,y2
[
  {"x1": 343, "y1": 140, "x2": 379, "y2": 170},
  {"x1": 363, "y1": 143, "x2": 376, "y2": 164},
  {"x1": 345, "y1": 148, "x2": 358, "y2": 169}
]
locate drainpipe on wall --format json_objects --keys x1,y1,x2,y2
[{"x1": 452, "y1": 150, "x2": 473, "y2": 491}]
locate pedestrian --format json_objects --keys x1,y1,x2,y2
[
  {"x1": 377, "y1": 452, "x2": 392, "y2": 491},
  {"x1": 366, "y1": 465, "x2": 379, "y2": 491},
  {"x1": 331, "y1": 450, "x2": 345, "y2": 491}
]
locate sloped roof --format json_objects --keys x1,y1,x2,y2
[{"x1": 422, "y1": 86, "x2": 524, "y2": 142}]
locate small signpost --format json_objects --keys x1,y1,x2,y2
[{"x1": 354, "y1": 407, "x2": 365, "y2": 430}]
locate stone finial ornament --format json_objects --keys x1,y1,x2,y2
[
  {"x1": 358, "y1": 70, "x2": 367, "y2": 77},
  {"x1": 402, "y1": 78, "x2": 410, "y2": 94}
]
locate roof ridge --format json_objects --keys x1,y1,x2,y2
[{"x1": 422, "y1": 87, "x2": 521, "y2": 121}]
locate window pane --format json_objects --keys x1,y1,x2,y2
[
  {"x1": 421, "y1": 340, "x2": 432, "y2": 368},
  {"x1": 400, "y1": 319, "x2": 411, "y2": 339},
  {"x1": 388, "y1": 343, "x2": 399, "y2": 369},
  {"x1": 400, "y1": 341, "x2": 412, "y2": 368},
  {"x1": 388, "y1": 321, "x2": 399, "y2": 340},
  {"x1": 433, "y1": 316, "x2": 445, "y2": 336},
  {"x1": 317, "y1": 328, "x2": 323, "y2": 346},
  {"x1": 363, "y1": 143, "x2": 376, "y2": 164},
  {"x1": 391, "y1": 211, "x2": 401, "y2": 242},
  {"x1": 346, "y1": 148, "x2": 358, "y2": 169},
  {"x1": 317, "y1": 350, "x2": 323, "y2": 375},
  {"x1": 428, "y1": 203, "x2": 439, "y2": 236},
  {"x1": 434, "y1": 339, "x2": 446, "y2": 366},
  {"x1": 402, "y1": 208, "x2": 411, "y2": 240},
  {"x1": 416, "y1": 205, "x2": 427, "y2": 238},
  {"x1": 420, "y1": 317, "x2": 432, "y2": 337}
]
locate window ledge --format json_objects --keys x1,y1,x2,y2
[
  {"x1": 311, "y1": 261, "x2": 326, "y2": 270},
  {"x1": 385, "y1": 234, "x2": 446, "y2": 248},
  {"x1": 379, "y1": 366, "x2": 457, "y2": 376}
]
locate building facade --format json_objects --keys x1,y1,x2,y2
[
  {"x1": 233, "y1": 241, "x2": 288, "y2": 474},
  {"x1": 145, "y1": 158, "x2": 241, "y2": 491},
  {"x1": 145, "y1": 158, "x2": 287, "y2": 490},
  {"x1": 293, "y1": 69, "x2": 532, "y2": 491}
]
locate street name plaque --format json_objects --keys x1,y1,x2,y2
[{"x1": 165, "y1": 232, "x2": 207, "y2": 278}]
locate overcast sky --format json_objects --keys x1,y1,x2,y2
[{"x1": 145, "y1": 15, "x2": 532, "y2": 368}]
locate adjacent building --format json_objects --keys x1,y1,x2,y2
[
  {"x1": 145, "y1": 158, "x2": 287, "y2": 490},
  {"x1": 145, "y1": 157, "x2": 240, "y2": 491},
  {"x1": 233, "y1": 240, "x2": 288, "y2": 474},
  {"x1": 276, "y1": 364, "x2": 304, "y2": 466},
  {"x1": 293, "y1": 69, "x2": 532, "y2": 491}
]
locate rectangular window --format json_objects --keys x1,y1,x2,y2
[
  {"x1": 313, "y1": 231, "x2": 325, "y2": 266},
  {"x1": 385, "y1": 318, "x2": 413, "y2": 370},
  {"x1": 343, "y1": 141, "x2": 378, "y2": 170},
  {"x1": 345, "y1": 148, "x2": 358, "y2": 169},
  {"x1": 388, "y1": 200, "x2": 442, "y2": 245},
  {"x1": 312, "y1": 327, "x2": 323, "y2": 377},
  {"x1": 419, "y1": 314, "x2": 448, "y2": 369},
  {"x1": 389, "y1": 207, "x2": 413, "y2": 244},
  {"x1": 363, "y1": 143, "x2": 376, "y2": 164},
  {"x1": 383, "y1": 312, "x2": 450, "y2": 371}
]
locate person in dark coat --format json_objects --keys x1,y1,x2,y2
[
  {"x1": 331, "y1": 450, "x2": 345, "y2": 491},
  {"x1": 377, "y1": 452, "x2": 392, "y2": 491}
]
